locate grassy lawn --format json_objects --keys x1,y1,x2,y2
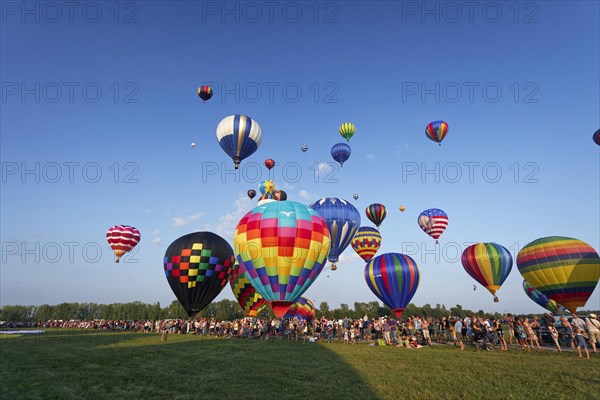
[{"x1": 1, "y1": 330, "x2": 598, "y2": 400}]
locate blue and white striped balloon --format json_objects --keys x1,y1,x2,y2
[
  {"x1": 216, "y1": 115, "x2": 262, "y2": 169},
  {"x1": 309, "y1": 197, "x2": 361, "y2": 269}
]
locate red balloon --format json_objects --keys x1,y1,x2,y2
[{"x1": 264, "y1": 159, "x2": 275, "y2": 170}]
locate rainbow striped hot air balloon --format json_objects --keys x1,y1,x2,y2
[
  {"x1": 418, "y1": 208, "x2": 448, "y2": 243},
  {"x1": 522, "y1": 280, "x2": 565, "y2": 315},
  {"x1": 517, "y1": 236, "x2": 600, "y2": 314},
  {"x1": 364, "y1": 253, "x2": 420, "y2": 318},
  {"x1": 366, "y1": 203, "x2": 387, "y2": 228},
  {"x1": 284, "y1": 297, "x2": 316, "y2": 320},
  {"x1": 425, "y1": 120, "x2": 448, "y2": 145},
  {"x1": 230, "y1": 262, "x2": 267, "y2": 317},
  {"x1": 461, "y1": 243, "x2": 513, "y2": 302},
  {"x1": 234, "y1": 201, "x2": 331, "y2": 318},
  {"x1": 351, "y1": 226, "x2": 382, "y2": 263}
]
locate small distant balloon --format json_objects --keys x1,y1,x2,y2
[
  {"x1": 353, "y1": 194, "x2": 359, "y2": 200},
  {"x1": 594, "y1": 129, "x2": 600, "y2": 146},
  {"x1": 339, "y1": 122, "x2": 356, "y2": 141},
  {"x1": 425, "y1": 120, "x2": 448, "y2": 146},
  {"x1": 399, "y1": 206, "x2": 406, "y2": 212},
  {"x1": 247, "y1": 189, "x2": 256, "y2": 200},
  {"x1": 264, "y1": 159, "x2": 276, "y2": 170},
  {"x1": 331, "y1": 143, "x2": 351, "y2": 167},
  {"x1": 301, "y1": 144, "x2": 309, "y2": 153},
  {"x1": 191, "y1": 142, "x2": 196, "y2": 148},
  {"x1": 258, "y1": 180, "x2": 275, "y2": 195},
  {"x1": 197, "y1": 85, "x2": 213, "y2": 102}
]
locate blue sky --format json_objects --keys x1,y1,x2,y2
[{"x1": 1, "y1": 1, "x2": 599, "y2": 314}]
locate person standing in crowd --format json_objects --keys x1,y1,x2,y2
[
  {"x1": 505, "y1": 313, "x2": 515, "y2": 345},
  {"x1": 574, "y1": 328, "x2": 590, "y2": 359},
  {"x1": 464, "y1": 315, "x2": 472, "y2": 342},
  {"x1": 383, "y1": 318, "x2": 392, "y2": 345},
  {"x1": 523, "y1": 317, "x2": 541, "y2": 350},
  {"x1": 515, "y1": 318, "x2": 529, "y2": 350},
  {"x1": 585, "y1": 313, "x2": 600, "y2": 353},
  {"x1": 454, "y1": 318, "x2": 464, "y2": 350},
  {"x1": 422, "y1": 317, "x2": 432, "y2": 345},
  {"x1": 560, "y1": 317, "x2": 575, "y2": 349},
  {"x1": 492, "y1": 317, "x2": 507, "y2": 351},
  {"x1": 571, "y1": 313, "x2": 587, "y2": 332}
]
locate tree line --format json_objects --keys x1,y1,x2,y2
[{"x1": 2, "y1": 299, "x2": 578, "y2": 323}]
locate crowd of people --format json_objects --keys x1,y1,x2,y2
[{"x1": 3, "y1": 312, "x2": 598, "y2": 357}]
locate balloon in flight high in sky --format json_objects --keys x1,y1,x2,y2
[
  {"x1": 216, "y1": 114, "x2": 262, "y2": 169},
  {"x1": 106, "y1": 225, "x2": 140, "y2": 263}
]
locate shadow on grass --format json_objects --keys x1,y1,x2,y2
[{"x1": 1, "y1": 333, "x2": 382, "y2": 400}]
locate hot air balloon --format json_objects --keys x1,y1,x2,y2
[
  {"x1": 106, "y1": 225, "x2": 141, "y2": 263},
  {"x1": 461, "y1": 243, "x2": 513, "y2": 302},
  {"x1": 247, "y1": 189, "x2": 256, "y2": 200},
  {"x1": 366, "y1": 203, "x2": 387, "y2": 228},
  {"x1": 351, "y1": 226, "x2": 382, "y2": 262},
  {"x1": 593, "y1": 129, "x2": 600, "y2": 146},
  {"x1": 364, "y1": 253, "x2": 420, "y2": 318},
  {"x1": 216, "y1": 115, "x2": 262, "y2": 169},
  {"x1": 309, "y1": 197, "x2": 361, "y2": 271},
  {"x1": 517, "y1": 236, "x2": 600, "y2": 313},
  {"x1": 522, "y1": 280, "x2": 565, "y2": 315},
  {"x1": 257, "y1": 192, "x2": 277, "y2": 206},
  {"x1": 164, "y1": 231, "x2": 235, "y2": 317},
  {"x1": 418, "y1": 208, "x2": 448, "y2": 243},
  {"x1": 230, "y1": 262, "x2": 267, "y2": 317},
  {"x1": 197, "y1": 85, "x2": 213, "y2": 102},
  {"x1": 339, "y1": 122, "x2": 356, "y2": 141},
  {"x1": 331, "y1": 143, "x2": 351, "y2": 167},
  {"x1": 284, "y1": 297, "x2": 315, "y2": 320},
  {"x1": 258, "y1": 180, "x2": 275, "y2": 195},
  {"x1": 399, "y1": 206, "x2": 406, "y2": 213},
  {"x1": 353, "y1": 194, "x2": 359, "y2": 200},
  {"x1": 191, "y1": 142, "x2": 196, "y2": 148},
  {"x1": 274, "y1": 190, "x2": 287, "y2": 201},
  {"x1": 234, "y1": 201, "x2": 330, "y2": 318},
  {"x1": 264, "y1": 159, "x2": 276, "y2": 170},
  {"x1": 300, "y1": 144, "x2": 309, "y2": 153},
  {"x1": 425, "y1": 120, "x2": 448, "y2": 146}
]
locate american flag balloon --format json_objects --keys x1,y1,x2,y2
[
  {"x1": 418, "y1": 208, "x2": 448, "y2": 243},
  {"x1": 106, "y1": 225, "x2": 141, "y2": 263}
]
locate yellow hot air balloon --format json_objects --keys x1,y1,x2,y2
[
  {"x1": 517, "y1": 237, "x2": 600, "y2": 313},
  {"x1": 399, "y1": 206, "x2": 406, "y2": 212}
]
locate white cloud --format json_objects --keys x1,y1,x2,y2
[
  {"x1": 215, "y1": 195, "x2": 252, "y2": 241},
  {"x1": 171, "y1": 212, "x2": 205, "y2": 228},
  {"x1": 338, "y1": 252, "x2": 362, "y2": 264},
  {"x1": 365, "y1": 153, "x2": 378, "y2": 160},
  {"x1": 299, "y1": 189, "x2": 320, "y2": 203},
  {"x1": 394, "y1": 144, "x2": 410, "y2": 155},
  {"x1": 152, "y1": 230, "x2": 162, "y2": 246}
]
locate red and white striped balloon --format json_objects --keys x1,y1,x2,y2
[
  {"x1": 106, "y1": 225, "x2": 141, "y2": 263},
  {"x1": 417, "y1": 208, "x2": 448, "y2": 243}
]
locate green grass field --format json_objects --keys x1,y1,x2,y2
[{"x1": 1, "y1": 330, "x2": 599, "y2": 400}]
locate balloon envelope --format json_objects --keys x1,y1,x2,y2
[
  {"x1": 517, "y1": 236, "x2": 600, "y2": 313},
  {"x1": 364, "y1": 253, "x2": 420, "y2": 318},
  {"x1": 284, "y1": 297, "x2": 315, "y2": 320},
  {"x1": 351, "y1": 226, "x2": 382, "y2": 262},
  {"x1": 216, "y1": 115, "x2": 262, "y2": 169},
  {"x1": 339, "y1": 122, "x2": 356, "y2": 141},
  {"x1": 331, "y1": 143, "x2": 351, "y2": 166},
  {"x1": 300, "y1": 144, "x2": 308, "y2": 153},
  {"x1": 418, "y1": 208, "x2": 448, "y2": 241},
  {"x1": 234, "y1": 201, "x2": 330, "y2": 318},
  {"x1": 593, "y1": 129, "x2": 600, "y2": 146},
  {"x1": 230, "y1": 262, "x2": 267, "y2": 317},
  {"x1": 461, "y1": 243, "x2": 513, "y2": 298},
  {"x1": 425, "y1": 120, "x2": 448, "y2": 145},
  {"x1": 522, "y1": 280, "x2": 565, "y2": 315},
  {"x1": 264, "y1": 159, "x2": 275, "y2": 170},
  {"x1": 247, "y1": 189, "x2": 256, "y2": 200},
  {"x1": 258, "y1": 180, "x2": 275, "y2": 195},
  {"x1": 197, "y1": 85, "x2": 213, "y2": 102},
  {"x1": 106, "y1": 225, "x2": 140, "y2": 263},
  {"x1": 309, "y1": 197, "x2": 361, "y2": 268},
  {"x1": 366, "y1": 203, "x2": 387, "y2": 228},
  {"x1": 164, "y1": 232, "x2": 235, "y2": 317}
]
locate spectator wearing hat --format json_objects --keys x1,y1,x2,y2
[{"x1": 585, "y1": 313, "x2": 600, "y2": 353}]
